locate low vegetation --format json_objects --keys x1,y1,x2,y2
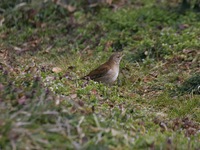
[{"x1": 0, "y1": 0, "x2": 199, "y2": 149}]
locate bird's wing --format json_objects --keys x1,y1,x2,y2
[{"x1": 86, "y1": 64, "x2": 110, "y2": 80}]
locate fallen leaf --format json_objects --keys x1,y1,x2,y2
[
  {"x1": 18, "y1": 96, "x2": 27, "y2": 105},
  {"x1": 0, "y1": 83, "x2": 4, "y2": 91},
  {"x1": 65, "y1": 5, "x2": 76, "y2": 12},
  {"x1": 179, "y1": 24, "x2": 189, "y2": 30},
  {"x1": 52, "y1": 67, "x2": 62, "y2": 73},
  {"x1": 69, "y1": 94, "x2": 77, "y2": 99},
  {"x1": 0, "y1": 16, "x2": 5, "y2": 27},
  {"x1": 104, "y1": 40, "x2": 113, "y2": 51},
  {"x1": 111, "y1": 129, "x2": 121, "y2": 136},
  {"x1": 55, "y1": 0, "x2": 76, "y2": 12},
  {"x1": 106, "y1": 0, "x2": 113, "y2": 5}
]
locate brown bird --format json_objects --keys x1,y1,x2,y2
[{"x1": 83, "y1": 52, "x2": 124, "y2": 84}]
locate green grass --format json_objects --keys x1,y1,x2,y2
[{"x1": 0, "y1": 0, "x2": 200, "y2": 149}]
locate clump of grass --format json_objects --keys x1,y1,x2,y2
[{"x1": 178, "y1": 74, "x2": 200, "y2": 94}]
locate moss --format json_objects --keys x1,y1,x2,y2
[{"x1": 0, "y1": 0, "x2": 200, "y2": 149}]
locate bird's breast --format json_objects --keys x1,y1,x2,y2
[
  {"x1": 112, "y1": 71, "x2": 118, "y2": 81},
  {"x1": 107, "y1": 65, "x2": 119, "y2": 82}
]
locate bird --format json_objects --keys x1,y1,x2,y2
[{"x1": 82, "y1": 52, "x2": 124, "y2": 84}]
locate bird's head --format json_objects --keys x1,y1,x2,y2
[{"x1": 109, "y1": 52, "x2": 124, "y2": 64}]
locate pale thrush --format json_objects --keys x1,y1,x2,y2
[{"x1": 83, "y1": 52, "x2": 124, "y2": 84}]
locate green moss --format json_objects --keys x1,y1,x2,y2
[{"x1": 0, "y1": 0, "x2": 200, "y2": 149}]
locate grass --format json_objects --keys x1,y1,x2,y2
[{"x1": 0, "y1": 0, "x2": 200, "y2": 149}]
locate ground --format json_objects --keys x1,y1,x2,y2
[{"x1": 0, "y1": 0, "x2": 200, "y2": 149}]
